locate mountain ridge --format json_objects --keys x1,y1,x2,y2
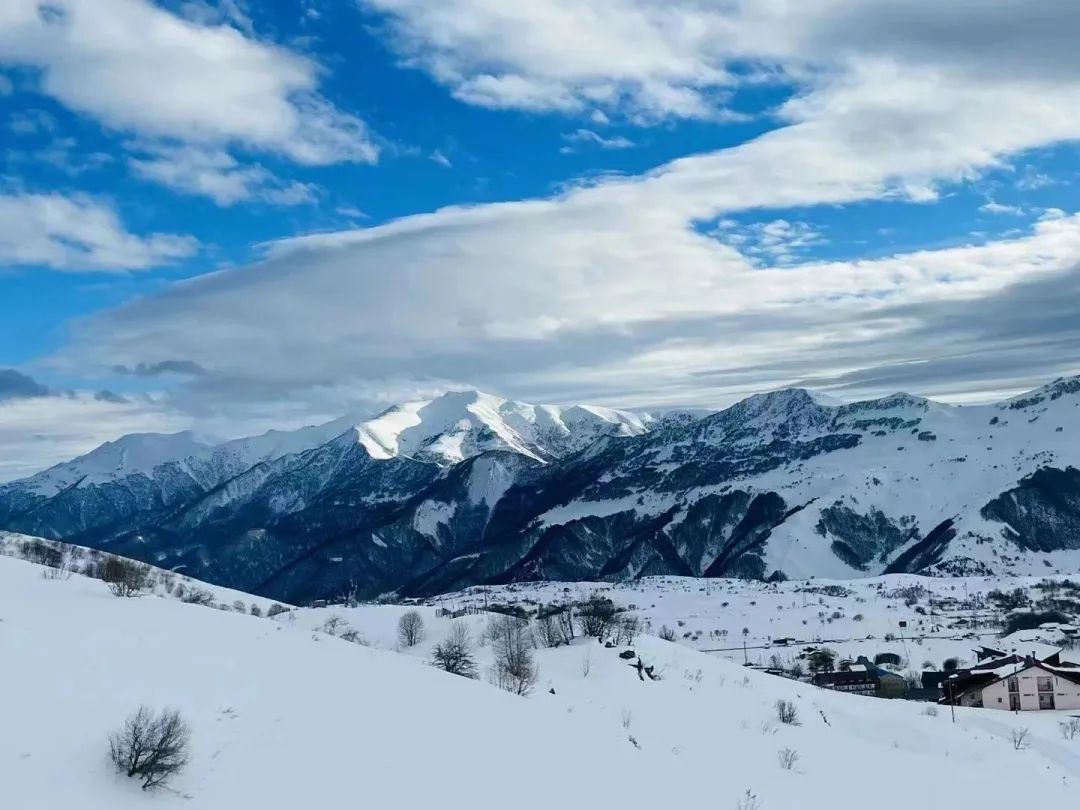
[{"x1": 4, "y1": 377, "x2": 1080, "y2": 601}]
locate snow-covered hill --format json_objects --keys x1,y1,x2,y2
[
  {"x1": 4, "y1": 552, "x2": 1080, "y2": 810},
  {"x1": 4, "y1": 377, "x2": 1080, "y2": 602}
]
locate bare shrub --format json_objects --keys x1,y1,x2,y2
[
  {"x1": 777, "y1": 747, "x2": 799, "y2": 770},
  {"x1": 41, "y1": 550, "x2": 74, "y2": 580},
  {"x1": 431, "y1": 622, "x2": 478, "y2": 678},
  {"x1": 398, "y1": 610, "x2": 425, "y2": 647},
  {"x1": 621, "y1": 708, "x2": 632, "y2": 729},
  {"x1": 181, "y1": 587, "x2": 214, "y2": 606},
  {"x1": 267, "y1": 603, "x2": 289, "y2": 617},
  {"x1": 775, "y1": 699, "x2": 800, "y2": 726},
  {"x1": 108, "y1": 706, "x2": 190, "y2": 790},
  {"x1": 232, "y1": 600, "x2": 246, "y2": 612},
  {"x1": 736, "y1": 789, "x2": 762, "y2": 810},
  {"x1": 1012, "y1": 727, "x2": 1030, "y2": 750},
  {"x1": 249, "y1": 604, "x2": 262, "y2": 617},
  {"x1": 580, "y1": 650, "x2": 591, "y2": 678},
  {"x1": 488, "y1": 614, "x2": 537, "y2": 696},
  {"x1": 658, "y1": 625, "x2": 677, "y2": 642},
  {"x1": 922, "y1": 705, "x2": 939, "y2": 717},
  {"x1": 321, "y1": 615, "x2": 345, "y2": 636},
  {"x1": 1060, "y1": 718, "x2": 1080, "y2": 740},
  {"x1": 101, "y1": 556, "x2": 150, "y2": 598}
]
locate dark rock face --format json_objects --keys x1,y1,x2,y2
[
  {"x1": 884, "y1": 520, "x2": 958, "y2": 574},
  {"x1": 981, "y1": 466, "x2": 1080, "y2": 552},
  {"x1": 816, "y1": 504, "x2": 917, "y2": 570}
]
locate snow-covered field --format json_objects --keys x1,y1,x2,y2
[{"x1": 5, "y1": 552, "x2": 1080, "y2": 809}]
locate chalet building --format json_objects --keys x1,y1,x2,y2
[
  {"x1": 944, "y1": 653, "x2": 1080, "y2": 711},
  {"x1": 814, "y1": 656, "x2": 906, "y2": 698}
]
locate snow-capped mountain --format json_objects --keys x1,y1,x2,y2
[
  {"x1": 351, "y1": 390, "x2": 649, "y2": 464},
  {"x1": 4, "y1": 377, "x2": 1080, "y2": 602},
  {"x1": 0, "y1": 390, "x2": 651, "y2": 545}
]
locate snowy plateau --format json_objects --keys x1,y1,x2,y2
[
  {"x1": 3, "y1": 379, "x2": 1080, "y2": 603},
  {"x1": 3, "y1": 534, "x2": 1080, "y2": 810}
]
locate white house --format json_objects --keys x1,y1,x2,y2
[{"x1": 950, "y1": 659, "x2": 1080, "y2": 711}]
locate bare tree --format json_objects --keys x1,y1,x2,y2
[
  {"x1": 431, "y1": 622, "x2": 478, "y2": 678},
  {"x1": 108, "y1": 706, "x2": 190, "y2": 790},
  {"x1": 556, "y1": 606, "x2": 576, "y2": 643},
  {"x1": 398, "y1": 610, "x2": 426, "y2": 647},
  {"x1": 487, "y1": 615, "x2": 537, "y2": 696},
  {"x1": 101, "y1": 557, "x2": 150, "y2": 598},
  {"x1": 615, "y1": 615, "x2": 641, "y2": 645},
  {"x1": 578, "y1": 593, "x2": 620, "y2": 639},
  {"x1": 535, "y1": 612, "x2": 566, "y2": 648}
]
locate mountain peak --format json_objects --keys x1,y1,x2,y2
[{"x1": 351, "y1": 390, "x2": 648, "y2": 464}]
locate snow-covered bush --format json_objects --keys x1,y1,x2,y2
[
  {"x1": 101, "y1": 557, "x2": 150, "y2": 598},
  {"x1": 431, "y1": 622, "x2": 478, "y2": 679}
]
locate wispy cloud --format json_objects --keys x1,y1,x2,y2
[{"x1": 559, "y1": 129, "x2": 635, "y2": 153}]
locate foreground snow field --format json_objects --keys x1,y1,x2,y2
[{"x1": 5, "y1": 555, "x2": 1079, "y2": 809}]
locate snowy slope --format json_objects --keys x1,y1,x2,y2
[{"x1": 5, "y1": 553, "x2": 1080, "y2": 810}]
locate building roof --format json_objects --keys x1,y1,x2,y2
[{"x1": 954, "y1": 658, "x2": 1080, "y2": 699}]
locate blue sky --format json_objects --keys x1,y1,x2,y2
[{"x1": 3, "y1": 0, "x2": 1080, "y2": 477}]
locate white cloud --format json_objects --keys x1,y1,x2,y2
[
  {"x1": 34, "y1": 0, "x2": 1080, "y2": 422},
  {"x1": 0, "y1": 193, "x2": 197, "y2": 271},
  {"x1": 429, "y1": 149, "x2": 453, "y2": 168},
  {"x1": 980, "y1": 201, "x2": 1025, "y2": 216},
  {"x1": 0, "y1": 0, "x2": 376, "y2": 205},
  {"x1": 560, "y1": 128, "x2": 634, "y2": 153},
  {"x1": 363, "y1": 0, "x2": 733, "y2": 119},
  {"x1": 0, "y1": 0, "x2": 376, "y2": 163},
  {"x1": 715, "y1": 219, "x2": 826, "y2": 265},
  {"x1": 362, "y1": 1, "x2": 1080, "y2": 124},
  {"x1": 129, "y1": 145, "x2": 318, "y2": 206}
]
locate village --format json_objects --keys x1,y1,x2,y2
[{"x1": 417, "y1": 574, "x2": 1080, "y2": 713}]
